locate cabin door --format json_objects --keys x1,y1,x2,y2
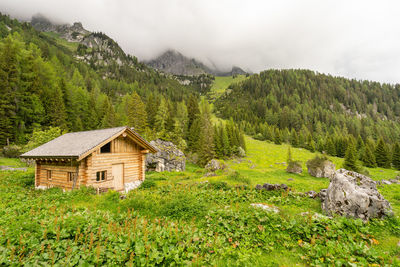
[{"x1": 112, "y1": 163, "x2": 124, "y2": 191}]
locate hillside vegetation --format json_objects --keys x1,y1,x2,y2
[
  {"x1": 1, "y1": 135, "x2": 399, "y2": 265},
  {"x1": 215, "y1": 69, "x2": 400, "y2": 172}
]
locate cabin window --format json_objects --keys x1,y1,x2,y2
[
  {"x1": 47, "y1": 170, "x2": 52, "y2": 180},
  {"x1": 96, "y1": 171, "x2": 107, "y2": 182},
  {"x1": 67, "y1": 172, "x2": 75, "y2": 182},
  {"x1": 100, "y1": 142, "x2": 111, "y2": 153}
]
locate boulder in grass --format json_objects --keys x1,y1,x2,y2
[
  {"x1": 322, "y1": 169, "x2": 392, "y2": 221},
  {"x1": 306, "y1": 156, "x2": 335, "y2": 178},
  {"x1": 146, "y1": 139, "x2": 185, "y2": 172},
  {"x1": 205, "y1": 159, "x2": 225, "y2": 172},
  {"x1": 286, "y1": 161, "x2": 302, "y2": 174}
]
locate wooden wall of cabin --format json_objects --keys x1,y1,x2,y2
[
  {"x1": 85, "y1": 136, "x2": 144, "y2": 190},
  {"x1": 35, "y1": 161, "x2": 80, "y2": 190}
]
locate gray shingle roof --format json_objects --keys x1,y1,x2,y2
[{"x1": 21, "y1": 126, "x2": 127, "y2": 158}]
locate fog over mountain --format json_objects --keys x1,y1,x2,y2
[{"x1": 1, "y1": 0, "x2": 399, "y2": 83}]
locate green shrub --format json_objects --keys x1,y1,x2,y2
[
  {"x1": 140, "y1": 179, "x2": 156, "y2": 189},
  {"x1": 306, "y1": 155, "x2": 329, "y2": 169},
  {"x1": 70, "y1": 186, "x2": 96, "y2": 199},
  {"x1": 208, "y1": 181, "x2": 230, "y2": 190},
  {"x1": 16, "y1": 173, "x2": 35, "y2": 187},
  {"x1": 2, "y1": 144, "x2": 22, "y2": 158},
  {"x1": 161, "y1": 193, "x2": 208, "y2": 220},
  {"x1": 104, "y1": 190, "x2": 120, "y2": 202},
  {"x1": 227, "y1": 171, "x2": 250, "y2": 185}
]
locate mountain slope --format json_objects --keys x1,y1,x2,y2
[
  {"x1": 215, "y1": 69, "x2": 400, "y2": 161},
  {"x1": 146, "y1": 49, "x2": 248, "y2": 76},
  {"x1": 146, "y1": 49, "x2": 212, "y2": 76}
]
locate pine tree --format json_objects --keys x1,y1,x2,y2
[
  {"x1": 375, "y1": 137, "x2": 391, "y2": 168},
  {"x1": 214, "y1": 125, "x2": 223, "y2": 158},
  {"x1": 325, "y1": 137, "x2": 336, "y2": 156},
  {"x1": 221, "y1": 124, "x2": 231, "y2": 156},
  {"x1": 0, "y1": 35, "x2": 19, "y2": 145},
  {"x1": 343, "y1": 142, "x2": 359, "y2": 172},
  {"x1": 100, "y1": 97, "x2": 116, "y2": 128},
  {"x1": 362, "y1": 144, "x2": 377, "y2": 168},
  {"x1": 287, "y1": 146, "x2": 293, "y2": 163},
  {"x1": 154, "y1": 97, "x2": 169, "y2": 139},
  {"x1": 197, "y1": 100, "x2": 215, "y2": 166},
  {"x1": 290, "y1": 129, "x2": 299, "y2": 147},
  {"x1": 274, "y1": 128, "x2": 282, "y2": 145},
  {"x1": 239, "y1": 132, "x2": 246, "y2": 152},
  {"x1": 392, "y1": 142, "x2": 400, "y2": 170},
  {"x1": 127, "y1": 91, "x2": 147, "y2": 134},
  {"x1": 187, "y1": 94, "x2": 200, "y2": 131},
  {"x1": 145, "y1": 94, "x2": 158, "y2": 127}
]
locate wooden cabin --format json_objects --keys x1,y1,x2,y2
[{"x1": 20, "y1": 126, "x2": 157, "y2": 192}]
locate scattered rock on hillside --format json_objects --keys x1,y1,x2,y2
[
  {"x1": 322, "y1": 169, "x2": 392, "y2": 221},
  {"x1": 203, "y1": 172, "x2": 217, "y2": 177},
  {"x1": 318, "y1": 189, "x2": 327, "y2": 202},
  {"x1": 255, "y1": 183, "x2": 289, "y2": 191},
  {"x1": 146, "y1": 139, "x2": 185, "y2": 172},
  {"x1": 305, "y1": 190, "x2": 318, "y2": 198},
  {"x1": 381, "y1": 180, "x2": 392, "y2": 185},
  {"x1": 237, "y1": 147, "x2": 246, "y2": 157},
  {"x1": 251, "y1": 203, "x2": 279, "y2": 213},
  {"x1": 205, "y1": 159, "x2": 225, "y2": 172},
  {"x1": 306, "y1": 157, "x2": 335, "y2": 178},
  {"x1": 286, "y1": 161, "x2": 302, "y2": 174}
]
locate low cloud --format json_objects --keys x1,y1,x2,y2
[{"x1": 0, "y1": 0, "x2": 399, "y2": 83}]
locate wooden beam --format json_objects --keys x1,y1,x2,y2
[{"x1": 140, "y1": 149, "x2": 150, "y2": 154}]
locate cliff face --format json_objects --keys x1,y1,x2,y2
[
  {"x1": 146, "y1": 50, "x2": 212, "y2": 76},
  {"x1": 31, "y1": 15, "x2": 140, "y2": 70},
  {"x1": 146, "y1": 50, "x2": 249, "y2": 76},
  {"x1": 31, "y1": 15, "x2": 89, "y2": 42}
]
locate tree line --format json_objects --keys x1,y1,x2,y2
[
  {"x1": 0, "y1": 14, "x2": 245, "y2": 166},
  {"x1": 215, "y1": 69, "x2": 400, "y2": 170}
]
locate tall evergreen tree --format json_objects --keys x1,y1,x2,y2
[
  {"x1": 392, "y1": 142, "x2": 400, "y2": 170},
  {"x1": 127, "y1": 91, "x2": 147, "y2": 134},
  {"x1": 343, "y1": 142, "x2": 359, "y2": 172},
  {"x1": 197, "y1": 100, "x2": 215, "y2": 166},
  {"x1": 221, "y1": 124, "x2": 231, "y2": 157},
  {"x1": 375, "y1": 137, "x2": 391, "y2": 168},
  {"x1": 274, "y1": 128, "x2": 282, "y2": 145},
  {"x1": 362, "y1": 144, "x2": 377, "y2": 168}
]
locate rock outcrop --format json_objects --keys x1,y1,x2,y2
[
  {"x1": 322, "y1": 169, "x2": 392, "y2": 221},
  {"x1": 306, "y1": 157, "x2": 335, "y2": 178},
  {"x1": 286, "y1": 161, "x2": 302, "y2": 174},
  {"x1": 205, "y1": 159, "x2": 225, "y2": 172},
  {"x1": 145, "y1": 139, "x2": 185, "y2": 172},
  {"x1": 255, "y1": 183, "x2": 289, "y2": 191}
]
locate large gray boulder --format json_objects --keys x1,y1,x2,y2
[
  {"x1": 146, "y1": 139, "x2": 185, "y2": 172},
  {"x1": 306, "y1": 157, "x2": 335, "y2": 178},
  {"x1": 322, "y1": 169, "x2": 392, "y2": 221}
]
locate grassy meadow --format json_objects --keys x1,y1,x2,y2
[
  {"x1": 207, "y1": 75, "x2": 247, "y2": 101},
  {"x1": 1, "y1": 136, "x2": 399, "y2": 265}
]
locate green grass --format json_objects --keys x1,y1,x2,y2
[
  {"x1": 178, "y1": 137, "x2": 399, "y2": 192},
  {"x1": 0, "y1": 137, "x2": 399, "y2": 265},
  {"x1": 207, "y1": 75, "x2": 247, "y2": 101},
  {"x1": 42, "y1": 32, "x2": 79, "y2": 52},
  {"x1": 0, "y1": 157, "x2": 27, "y2": 167}
]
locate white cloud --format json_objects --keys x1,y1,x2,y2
[{"x1": 0, "y1": 0, "x2": 399, "y2": 83}]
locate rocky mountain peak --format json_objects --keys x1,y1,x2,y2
[{"x1": 146, "y1": 49, "x2": 249, "y2": 76}]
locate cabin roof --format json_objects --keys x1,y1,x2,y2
[{"x1": 20, "y1": 126, "x2": 157, "y2": 159}]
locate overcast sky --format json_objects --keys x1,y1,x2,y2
[{"x1": 0, "y1": 0, "x2": 399, "y2": 83}]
